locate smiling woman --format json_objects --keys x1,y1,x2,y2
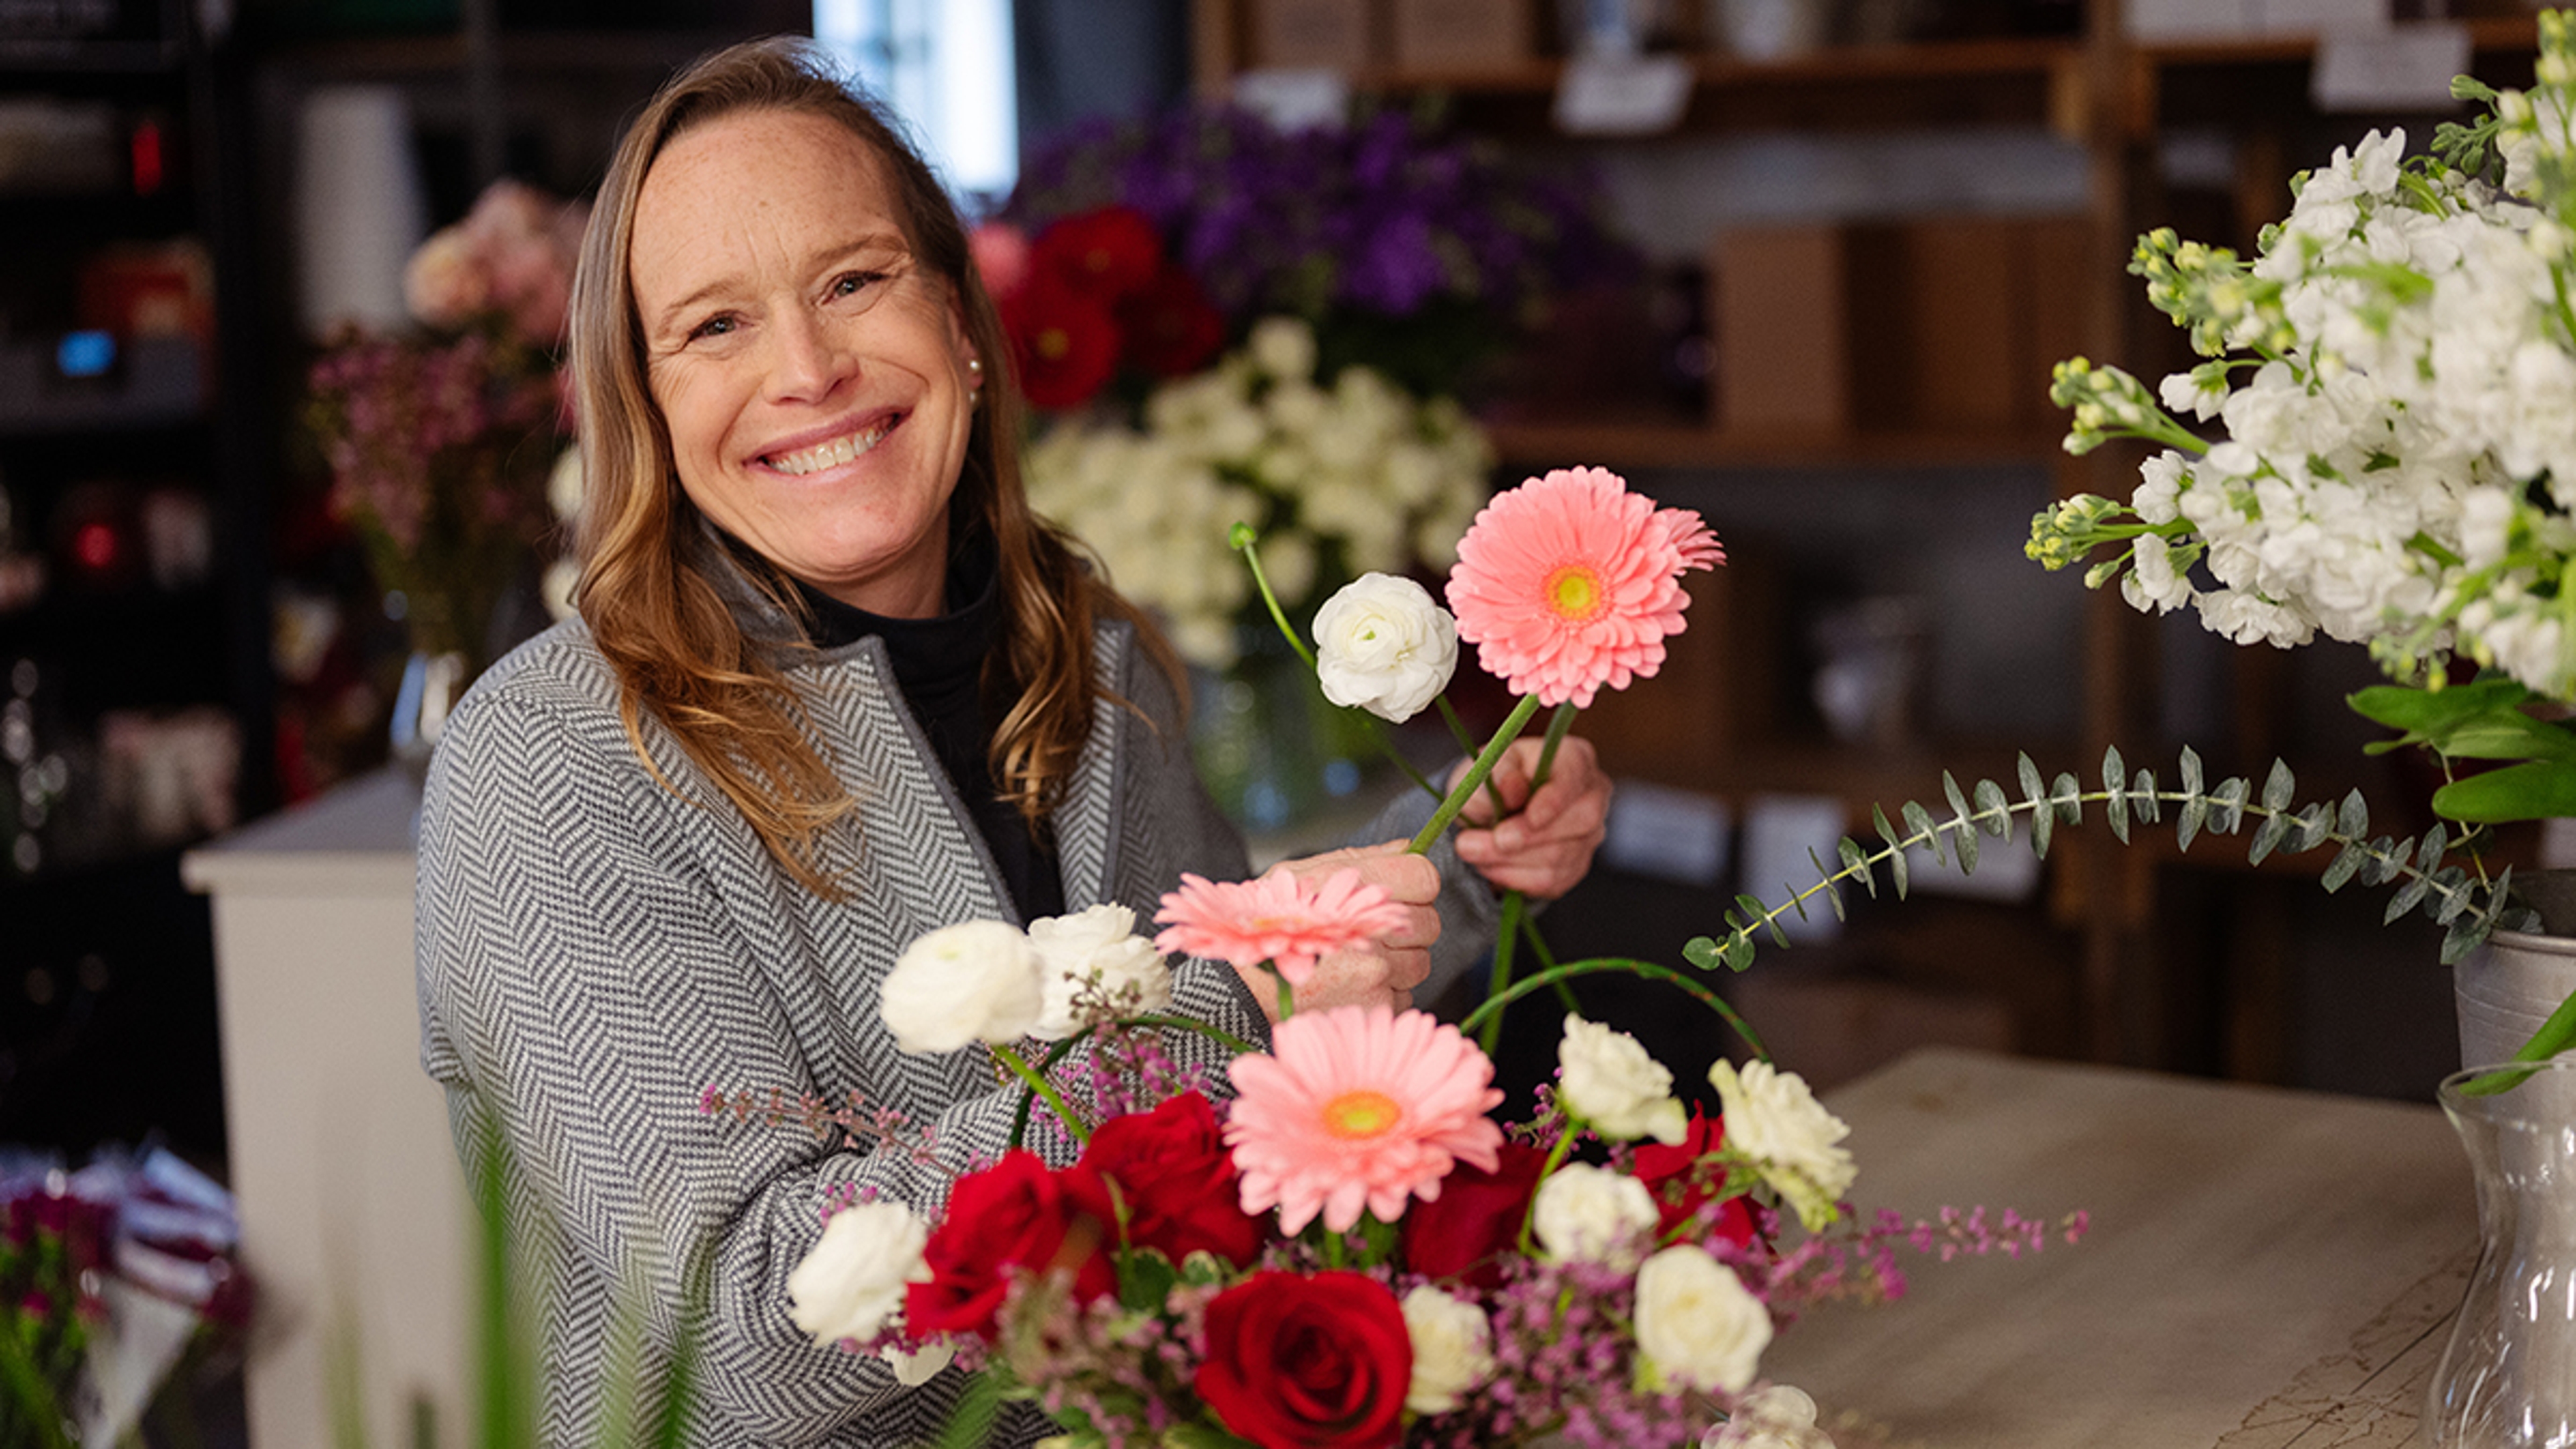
[{"x1": 407, "y1": 34, "x2": 1615, "y2": 1449}]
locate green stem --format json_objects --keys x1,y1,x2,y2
[
  {"x1": 1438, "y1": 696, "x2": 1511, "y2": 816},
  {"x1": 1533, "y1": 702, "x2": 1578, "y2": 787},
  {"x1": 1408, "y1": 695, "x2": 1544, "y2": 855},
  {"x1": 1459, "y1": 955, "x2": 1770, "y2": 1062},
  {"x1": 1232, "y1": 525, "x2": 1318, "y2": 672},
  {"x1": 1273, "y1": 968, "x2": 1295, "y2": 1023},
  {"x1": 1116, "y1": 1014, "x2": 1263, "y2": 1058},
  {"x1": 990, "y1": 1042, "x2": 1091, "y2": 1146},
  {"x1": 1523, "y1": 910, "x2": 1583, "y2": 1014},
  {"x1": 1479, "y1": 890, "x2": 1525, "y2": 1057}
]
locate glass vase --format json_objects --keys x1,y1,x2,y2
[
  {"x1": 1189, "y1": 627, "x2": 1366, "y2": 835},
  {"x1": 2428, "y1": 1054, "x2": 2576, "y2": 1448}
]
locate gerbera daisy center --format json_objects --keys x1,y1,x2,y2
[
  {"x1": 1322, "y1": 1089, "x2": 1403, "y2": 1139},
  {"x1": 1544, "y1": 563, "x2": 1609, "y2": 623}
]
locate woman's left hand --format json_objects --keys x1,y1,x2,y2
[{"x1": 1448, "y1": 735, "x2": 1612, "y2": 901}]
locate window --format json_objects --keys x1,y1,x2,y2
[{"x1": 813, "y1": 0, "x2": 1018, "y2": 207}]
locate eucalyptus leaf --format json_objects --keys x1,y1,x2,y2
[
  {"x1": 2261, "y1": 759, "x2": 2296, "y2": 810},
  {"x1": 2386, "y1": 873, "x2": 2432, "y2": 924},
  {"x1": 1973, "y1": 778, "x2": 2012, "y2": 837},
  {"x1": 2132, "y1": 768, "x2": 2161, "y2": 823},
  {"x1": 2249, "y1": 810, "x2": 2290, "y2": 866},
  {"x1": 1839, "y1": 837, "x2": 1876, "y2": 898},
  {"x1": 1874, "y1": 805, "x2": 1911, "y2": 899},
  {"x1": 2053, "y1": 772, "x2": 2083, "y2": 824},
  {"x1": 2322, "y1": 840, "x2": 2366, "y2": 891},
  {"x1": 1902, "y1": 800, "x2": 1943, "y2": 865}
]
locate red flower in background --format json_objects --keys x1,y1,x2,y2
[
  {"x1": 1034, "y1": 205, "x2": 1163, "y2": 302},
  {"x1": 1195, "y1": 1270, "x2": 1411, "y2": 1449},
  {"x1": 1004, "y1": 281, "x2": 1122, "y2": 410},
  {"x1": 1397, "y1": 1138, "x2": 1548, "y2": 1289},
  {"x1": 1117, "y1": 264, "x2": 1226, "y2": 378},
  {"x1": 905, "y1": 1150, "x2": 1116, "y2": 1339},
  {"x1": 1633, "y1": 1110, "x2": 1756, "y2": 1248},
  {"x1": 1067, "y1": 1091, "x2": 1267, "y2": 1267}
]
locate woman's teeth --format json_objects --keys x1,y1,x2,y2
[{"x1": 768, "y1": 419, "x2": 893, "y2": 476}]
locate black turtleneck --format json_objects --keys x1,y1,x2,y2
[{"x1": 791, "y1": 543, "x2": 1065, "y2": 922}]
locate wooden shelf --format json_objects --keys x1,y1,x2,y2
[
  {"x1": 2123, "y1": 15, "x2": 2541, "y2": 136},
  {"x1": 1487, "y1": 419, "x2": 2068, "y2": 471}
]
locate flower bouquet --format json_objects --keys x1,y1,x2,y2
[
  {"x1": 304, "y1": 180, "x2": 585, "y2": 677},
  {"x1": 755, "y1": 468, "x2": 2083, "y2": 1449}
]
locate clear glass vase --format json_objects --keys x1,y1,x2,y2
[{"x1": 2428, "y1": 1055, "x2": 2576, "y2": 1448}]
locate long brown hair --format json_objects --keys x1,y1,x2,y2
[{"x1": 568, "y1": 36, "x2": 1150, "y2": 894}]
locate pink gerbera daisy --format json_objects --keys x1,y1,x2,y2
[
  {"x1": 1444, "y1": 466, "x2": 1724, "y2": 708},
  {"x1": 1225, "y1": 1005, "x2": 1504, "y2": 1235},
  {"x1": 1152, "y1": 869, "x2": 1409, "y2": 986}
]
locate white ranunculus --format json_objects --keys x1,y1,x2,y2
[
  {"x1": 1709, "y1": 1059, "x2": 1856, "y2": 1232},
  {"x1": 1557, "y1": 1017, "x2": 1687, "y2": 1144},
  {"x1": 1311, "y1": 574, "x2": 1458, "y2": 723},
  {"x1": 1705, "y1": 1384, "x2": 1829, "y2": 1448},
  {"x1": 1400, "y1": 1284, "x2": 1495, "y2": 1415},
  {"x1": 786, "y1": 1200, "x2": 934, "y2": 1347},
  {"x1": 1530, "y1": 1162, "x2": 1660, "y2": 1269},
  {"x1": 1026, "y1": 903, "x2": 1173, "y2": 1041},
  {"x1": 878, "y1": 920, "x2": 1044, "y2": 1054},
  {"x1": 1631, "y1": 1243, "x2": 1772, "y2": 1396}
]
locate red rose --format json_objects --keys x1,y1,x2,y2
[
  {"x1": 1633, "y1": 1110, "x2": 1755, "y2": 1248},
  {"x1": 1069, "y1": 1091, "x2": 1267, "y2": 1267},
  {"x1": 904, "y1": 1150, "x2": 1117, "y2": 1339},
  {"x1": 1195, "y1": 1271, "x2": 1410, "y2": 1449},
  {"x1": 1034, "y1": 205, "x2": 1164, "y2": 302},
  {"x1": 1002, "y1": 280, "x2": 1121, "y2": 411},
  {"x1": 1115, "y1": 264, "x2": 1225, "y2": 378},
  {"x1": 1399, "y1": 1139, "x2": 1548, "y2": 1288}
]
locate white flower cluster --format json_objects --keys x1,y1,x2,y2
[
  {"x1": 1024, "y1": 315, "x2": 1493, "y2": 667},
  {"x1": 877, "y1": 904, "x2": 1174, "y2": 1053},
  {"x1": 2037, "y1": 49, "x2": 2576, "y2": 701}
]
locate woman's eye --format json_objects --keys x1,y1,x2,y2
[
  {"x1": 832, "y1": 272, "x2": 886, "y2": 299},
  {"x1": 690, "y1": 315, "x2": 738, "y2": 341}
]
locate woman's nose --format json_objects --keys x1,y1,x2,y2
[{"x1": 763, "y1": 305, "x2": 854, "y2": 402}]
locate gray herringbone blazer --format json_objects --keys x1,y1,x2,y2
[{"x1": 415, "y1": 588, "x2": 1493, "y2": 1446}]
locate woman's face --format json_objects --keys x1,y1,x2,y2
[{"x1": 629, "y1": 108, "x2": 979, "y2": 618}]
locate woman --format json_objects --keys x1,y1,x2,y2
[{"x1": 414, "y1": 37, "x2": 1609, "y2": 1448}]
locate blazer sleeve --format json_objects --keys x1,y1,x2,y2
[{"x1": 415, "y1": 687, "x2": 1252, "y2": 1446}]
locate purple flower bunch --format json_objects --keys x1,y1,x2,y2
[{"x1": 1008, "y1": 105, "x2": 1630, "y2": 392}]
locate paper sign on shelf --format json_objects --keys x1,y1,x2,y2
[
  {"x1": 2311, "y1": 23, "x2": 2470, "y2": 113},
  {"x1": 1553, "y1": 54, "x2": 1694, "y2": 137}
]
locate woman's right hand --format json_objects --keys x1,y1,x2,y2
[{"x1": 1238, "y1": 842, "x2": 1440, "y2": 1022}]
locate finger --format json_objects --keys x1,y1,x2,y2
[
  {"x1": 1517, "y1": 738, "x2": 1603, "y2": 830},
  {"x1": 1272, "y1": 844, "x2": 1440, "y2": 904}
]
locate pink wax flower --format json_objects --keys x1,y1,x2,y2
[
  {"x1": 1444, "y1": 466, "x2": 1723, "y2": 708},
  {"x1": 1152, "y1": 868, "x2": 1409, "y2": 986},
  {"x1": 1224, "y1": 1004, "x2": 1503, "y2": 1235}
]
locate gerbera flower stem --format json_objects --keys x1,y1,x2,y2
[
  {"x1": 991, "y1": 1042, "x2": 1092, "y2": 1146},
  {"x1": 1477, "y1": 702, "x2": 1585, "y2": 1052},
  {"x1": 1407, "y1": 694, "x2": 1543, "y2": 854}
]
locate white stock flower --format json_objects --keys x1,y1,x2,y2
[
  {"x1": 878, "y1": 920, "x2": 1044, "y2": 1053},
  {"x1": 1531, "y1": 1163, "x2": 1660, "y2": 1268},
  {"x1": 1311, "y1": 574, "x2": 1458, "y2": 722},
  {"x1": 1557, "y1": 1017, "x2": 1688, "y2": 1144},
  {"x1": 1709, "y1": 1059, "x2": 1856, "y2": 1232},
  {"x1": 1248, "y1": 315, "x2": 1318, "y2": 382},
  {"x1": 786, "y1": 1200, "x2": 933, "y2": 1347},
  {"x1": 1705, "y1": 1385, "x2": 1829, "y2": 1448},
  {"x1": 1027, "y1": 904, "x2": 1173, "y2": 1041},
  {"x1": 1633, "y1": 1243, "x2": 1773, "y2": 1395},
  {"x1": 1401, "y1": 1284, "x2": 1495, "y2": 1414}
]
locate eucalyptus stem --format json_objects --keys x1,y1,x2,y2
[
  {"x1": 990, "y1": 1043, "x2": 1091, "y2": 1146},
  {"x1": 1458, "y1": 954, "x2": 1769, "y2": 1062}
]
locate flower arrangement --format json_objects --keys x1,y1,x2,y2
[
  {"x1": 751, "y1": 468, "x2": 2083, "y2": 1449},
  {"x1": 987, "y1": 103, "x2": 1627, "y2": 673},
  {"x1": 0, "y1": 1146, "x2": 248, "y2": 1448},
  {"x1": 304, "y1": 180, "x2": 585, "y2": 672}
]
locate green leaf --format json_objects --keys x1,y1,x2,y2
[
  {"x1": 1724, "y1": 934, "x2": 1757, "y2": 971},
  {"x1": 1167, "y1": 1422, "x2": 1264, "y2": 1449},
  {"x1": 2053, "y1": 771, "x2": 2083, "y2": 824},
  {"x1": 2349, "y1": 677, "x2": 2532, "y2": 732},
  {"x1": 1943, "y1": 774, "x2": 1980, "y2": 875},
  {"x1": 2180, "y1": 745, "x2": 2204, "y2": 798},
  {"x1": 934, "y1": 1371, "x2": 1008, "y2": 1449},
  {"x1": 2418, "y1": 823, "x2": 2449, "y2": 872},
  {"x1": 2442, "y1": 908, "x2": 2496, "y2": 966},
  {"x1": 2385, "y1": 872, "x2": 2432, "y2": 924},
  {"x1": 1683, "y1": 936, "x2": 1720, "y2": 970},
  {"x1": 2178, "y1": 792, "x2": 2206, "y2": 853},
  {"x1": 2432, "y1": 760, "x2": 2576, "y2": 822},
  {"x1": 2432, "y1": 867, "x2": 2475, "y2": 924},
  {"x1": 2322, "y1": 840, "x2": 2367, "y2": 891},
  {"x1": 2031, "y1": 787, "x2": 2055, "y2": 859},
  {"x1": 2338, "y1": 788, "x2": 2368, "y2": 839},
  {"x1": 2261, "y1": 759, "x2": 2295, "y2": 810},
  {"x1": 1737, "y1": 894, "x2": 1789, "y2": 949},
  {"x1": 2131, "y1": 768, "x2": 2161, "y2": 824},
  {"x1": 1839, "y1": 837, "x2": 1876, "y2": 899},
  {"x1": 1874, "y1": 805, "x2": 1911, "y2": 899},
  {"x1": 2018, "y1": 753, "x2": 2047, "y2": 812},
  {"x1": 2104, "y1": 749, "x2": 2130, "y2": 843},
  {"x1": 1117, "y1": 1247, "x2": 1179, "y2": 1313},
  {"x1": 2210, "y1": 777, "x2": 2249, "y2": 835},
  {"x1": 1973, "y1": 778, "x2": 2012, "y2": 837},
  {"x1": 2362, "y1": 837, "x2": 2410, "y2": 888},
  {"x1": 2249, "y1": 810, "x2": 2290, "y2": 866},
  {"x1": 1902, "y1": 800, "x2": 1942, "y2": 865}
]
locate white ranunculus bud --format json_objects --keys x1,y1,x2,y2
[
  {"x1": 1558, "y1": 1017, "x2": 1688, "y2": 1144},
  {"x1": 1632, "y1": 1243, "x2": 1772, "y2": 1396},
  {"x1": 1709, "y1": 1059, "x2": 1856, "y2": 1232},
  {"x1": 882, "y1": 1340, "x2": 955, "y2": 1386},
  {"x1": 1311, "y1": 574, "x2": 1458, "y2": 724},
  {"x1": 1530, "y1": 1162, "x2": 1660, "y2": 1269},
  {"x1": 1400, "y1": 1283, "x2": 1495, "y2": 1415},
  {"x1": 879, "y1": 920, "x2": 1044, "y2": 1054},
  {"x1": 1026, "y1": 903, "x2": 1174, "y2": 1041},
  {"x1": 786, "y1": 1200, "x2": 934, "y2": 1347}
]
